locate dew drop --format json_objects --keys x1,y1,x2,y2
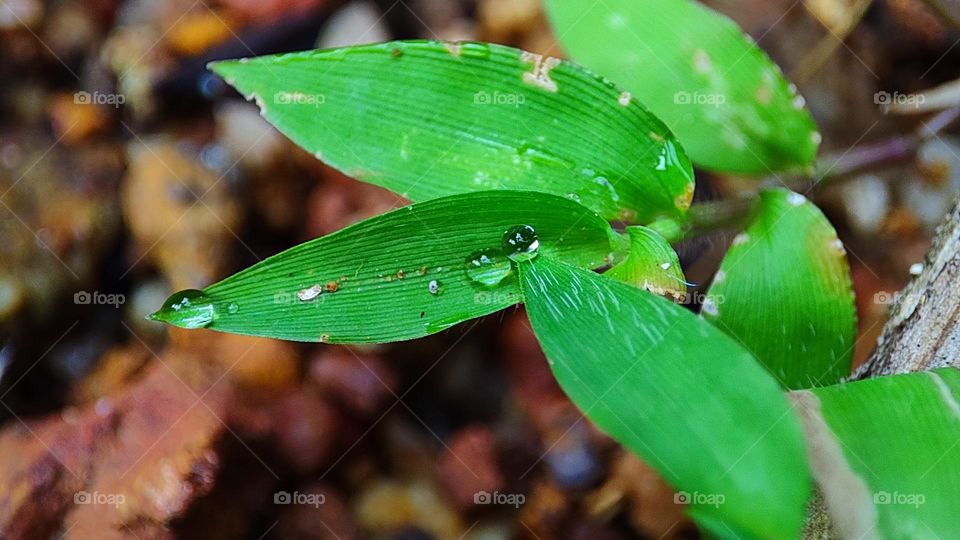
[
  {"x1": 227, "y1": 302, "x2": 239, "y2": 314},
  {"x1": 465, "y1": 249, "x2": 512, "y2": 287},
  {"x1": 787, "y1": 192, "x2": 807, "y2": 206},
  {"x1": 151, "y1": 289, "x2": 215, "y2": 329},
  {"x1": 428, "y1": 280, "x2": 441, "y2": 295},
  {"x1": 830, "y1": 238, "x2": 847, "y2": 255},
  {"x1": 701, "y1": 298, "x2": 719, "y2": 317},
  {"x1": 502, "y1": 225, "x2": 540, "y2": 262}
]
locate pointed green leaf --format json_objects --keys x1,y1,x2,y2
[
  {"x1": 210, "y1": 40, "x2": 695, "y2": 222},
  {"x1": 703, "y1": 189, "x2": 856, "y2": 389},
  {"x1": 544, "y1": 0, "x2": 820, "y2": 173},
  {"x1": 606, "y1": 225, "x2": 687, "y2": 299},
  {"x1": 519, "y1": 256, "x2": 810, "y2": 539},
  {"x1": 151, "y1": 192, "x2": 614, "y2": 343},
  {"x1": 793, "y1": 368, "x2": 960, "y2": 538}
]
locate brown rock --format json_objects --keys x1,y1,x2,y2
[
  {"x1": 47, "y1": 93, "x2": 111, "y2": 145},
  {"x1": 121, "y1": 139, "x2": 242, "y2": 290},
  {"x1": 0, "y1": 405, "x2": 117, "y2": 540},
  {"x1": 309, "y1": 348, "x2": 395, "y2": 417},
  {"x1": 63, "y1": 358, "x2": 233, "y2": 539},
  {"x1": 588, "y1": 451, "x2": 693, "y2": 540},
  {"x1": 274, "y1": 484, "x2": 358, "y2": 540},
  {"x1": 438, "y1": 425, "x2": 504, "y2": 510},
  {"x1": 270, "y1": 390, "x2": 341, "y2": 475},
  {"x1": 354, "y1": 479, "x2": 464, "y2": 538}
]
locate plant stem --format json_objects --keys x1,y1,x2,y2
[
  {"x1": 683, "y1": 108, "x2": 960, "y2": 240},
  {"x1": 683, "y1": 197, "x2": 755, "y2": 239}
]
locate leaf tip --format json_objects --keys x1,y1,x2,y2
[{"x1": 149, "y1": 289, "x2": 216, "y2": 330}]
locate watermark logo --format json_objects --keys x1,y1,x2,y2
[
  {"x1": 677, "y1": 291, "x2": 725, "y2": 307},
  {"x1": 473, "y1": 490, "x2": 525, "y2": 508},
  {"x1": 274, "y1": 92, "x2": 325, "y2": 107},
  {"x1": 474, "y1": 90, "x2": 526, "y2": 108},
  {"x1": 274, "y1": 490, "x2": 326, "y2": 508},
  {"x1": 873, "y1": 491, "x2": 925, "y2": 508},
  {"x1": 473, "y1": 291, "x2": 517, "y2": 305},
  {"x1": 875, "y1": 91, "x2": 925, "y2": 113},
  {"x1": 74, "y1": 490, "x2": 125, "y2": 508},
  {"x1": 674, "y1": 91, "x2": 726, "y2": 108},
  {"x1": 74, "y1": 91, "x2": 125, "y2": 108},
  {"x1": 674, "y1": 491, "x2": 725, "y2": 508},
  {"x1": 74, "y1": 291, "x2": 125, "y2": 308}
]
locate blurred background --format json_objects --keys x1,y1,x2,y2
[{"x1": 1, "y1": 0, "x2": 959, "y2": 538}]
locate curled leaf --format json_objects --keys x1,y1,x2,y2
[{"x1": 606, "y1": 226, "x2": 688, "y2": 300}]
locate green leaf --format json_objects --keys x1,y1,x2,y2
[
  {"x1": 544, "y1": 0, "x2": 820, "y2": 173},
  {"x1": 210, "y1": 40, "x2": 695, "y2": 222},
  {"x1": 605, "y1": 225, "x2": 687, "y2": 299},
  {"x1": 793, "y1": 368, "x2": 960, "y2": 539},
  {"x1": 519, "y1": 256, "x2": 810, "y2": 539},
  {"x1": 150, "y1": 191, "x2": 614, "y2": 343},
  {"x1": 703, "y1": 189, "x2": 856, "y2": 389}
]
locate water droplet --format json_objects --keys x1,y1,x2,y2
[
  {"x1": 830, "y1": 238, "x2": 847, "y2": 256},
  {"x1": 701, "y1": 298, "x2": 719, "y2": 317},
  {"x1": 428, "y1": 280, "x2": 441, "y2": 295},
  {"x1": 150, "y1": 289, "x2": 215, "y2": 329},
  {"x1": 502, "y1": 225, "x2": 540, "y2": 262},
  {"x1": 787, "y1": 192, "x2": 807, "y2": 206},
  {"x1": 465, "y1": 249, "x2": 512, "y2": 287},
  {"x1": 733, "y1": 233, "x2": 750, "y2": 246},
  {"x1": 909, "y1": 263, "x2": 924, "y2": 276},
  {"x1": 227, "y1": 302, "x2": 239, "y2": 314}
]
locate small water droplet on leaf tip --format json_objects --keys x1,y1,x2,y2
[{"x1": 152, "y1": 289, "x2": 215, "y2": 329}]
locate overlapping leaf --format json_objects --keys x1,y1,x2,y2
[
  {"x1": 211, "y1": 40, "x2": 694, "y2": 222},
  {"x1": 544, "y1": 0, "x2": 820, "y2": 173},
  {"x1": 794, "y1": 368, "x2": 960, "y2": 538},
  {"x1": 702, "y1": 189, "x2": 856, "y2": 389},
  {"x1": 151, "y1": 192, "x2": 614, "y2": 342},
  {"x1": 606, "y1": 225, "x2": 688, "y2": 299},
  {"x1": 519, "y1": 256, "x2": 810, "y2": 539}
]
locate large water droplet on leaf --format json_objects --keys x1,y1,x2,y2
[
  {"x1": 465, "y1": 249, "x2": 512, "y2": 287},
  {"x1": 149, "y1": 289, "x2": 215, "y2": 329},
  {"x1": 502, "y1": 225, "x2": 540, "y2": 262}
]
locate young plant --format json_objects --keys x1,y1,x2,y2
[{"x1": 150, "y1": 1, "x2": 960, "y2": 537}]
